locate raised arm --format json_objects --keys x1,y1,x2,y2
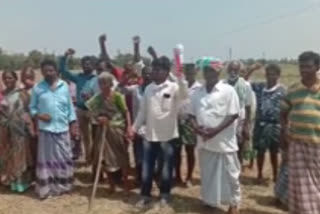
[
  {"x1": 99, "y1": 34, "x2": 111, "y2": 62},
  {"x1": 59, "y1": 49, "x2": 78, "y2": 83},
  {"x1": 147, "y1": 46, "x2": 158, "y2": 61},
  {"x1": 133, "y1": 36, "x2": 141, "y2": 63},
  {"x1": 244, "y1": 63, "x2": 262, "y2": 81}
]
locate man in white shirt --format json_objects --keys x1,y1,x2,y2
[
  {"x1": 191, "y1": 58, "x2": 241, "y2": 214},
  {"x1": 133, "y1": 56, "x2": 188, "y2": 208}
]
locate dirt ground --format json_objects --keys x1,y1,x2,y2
[
  {"x1": 0, "y1": 152, "x2": 288, "y2": 214},
  {"x1": 0, "y1": 70, "x2": 288, "y2": 214}
]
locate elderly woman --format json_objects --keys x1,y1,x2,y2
[
  {"x1": 0, "y1": 71, "x2": 35, "y2": 192},
  {"x1": 86, "y1": 72, "x2": 131, "y2": 193}
]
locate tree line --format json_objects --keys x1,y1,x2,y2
[{"x1": 0, "y1": 47, "x2": 297, "y2": 71}]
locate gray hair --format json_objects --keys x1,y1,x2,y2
[
  {"x1": 227, "y1": 60, "x2": 245, "y2": 70},
  {"x1": 98, "y1": 72, "x2": 114, "y2": 84}
]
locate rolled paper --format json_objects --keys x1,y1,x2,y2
[{"x1": 174, "y1": 44, "x2": 184, "y2": 76}]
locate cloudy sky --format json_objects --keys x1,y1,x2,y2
[{"x1": 1, "y1": 0, "x2": 320, "y2": 61}]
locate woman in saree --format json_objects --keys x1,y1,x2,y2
[
  {"x1": 86, "y1": 72, "x2": 132, "y2": 193},
  {"x1": 0, "y1": 70, "x2": 35, "y2": 192}
]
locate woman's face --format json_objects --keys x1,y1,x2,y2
[
  {"x1": 98, "y1": 79, "x2": 113, "y2": 93},
  {"x1": 3, "y1": 72, "x2": 17, "y2": 90},
  {"x1": 22, "y1": 71, "x2": 35, "y2": 88}
]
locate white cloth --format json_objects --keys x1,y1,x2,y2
[
  {"x1": 179, "y1": 81, "x2": 202, "y2": 117},
  {"x1": 191, "y1": 81, "x2": 240, "y2": 153},
  {"x1": 199, "y1": 149, "x2": 241, "y2": 207},
  {"x1": 239, "y1": 80, "x2": 254, "y2": 120},
  {"x1": 133, "y1": 78, "x2": 188, "y2": 142}
]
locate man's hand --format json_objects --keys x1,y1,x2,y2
[
  {"x1": 249, "y1": 63, "x2": 262, "y2": 71},
  {"x1": 37, "y1": 113, "x2": 51, "y2": 122},
  {"x1": 204, "y1": 128, "x2": 219, "y2": 140},
  {"x1": 97, "y1": 116, "x2": 109, "y2": 125},
  {"x1": 147, "y1": 46, "x2": 157, "y2": 58},
  {"x1": 99, "y1": 34, "x2": 107, "y2": 44},
  {"x1": 70, "y1": 122, "x2": 78, "y2": 139},
  {"x1": 126, "y1": 127, "x2": 134, "y2": 141},
  {"x1": 64, "y1": 48, "x2": 75, "y2": 57},
  {"x1": 133, "y1": 36, "x2": 140, "y2": 44}
]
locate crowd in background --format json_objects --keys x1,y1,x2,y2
[{"x1": 0, "y1": 35, "x2": 319, "y2": 214}]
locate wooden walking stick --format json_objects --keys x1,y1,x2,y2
[{"x1": 88, "y1": 124, "x2": 107, "y2": 211}]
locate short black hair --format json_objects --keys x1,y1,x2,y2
[
  {"x1": 40, "y1": 59, "x2": 57, "y2": 71},
  {"x1": 266, "y1": 63, "x2": 281, "y2": 75},
  {"x1": 298, "y1": 51, "x2": 320, "y2": 67},
  {"x1": 151, "y1": 56, "x2": 171, "y2": 71},
  {"x1": 184, "y1": 63, "x2": 195, "y2": 72},
  {"x1": 81, "y1": 56, "x2": 94, "y2": 65},
  {"x1": 96, "y1": 58, "x2": 106, "y2": 67}
]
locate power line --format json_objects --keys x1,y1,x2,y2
[{"x1": 213, "y1": 4, "x2": 320, "y2": 39}]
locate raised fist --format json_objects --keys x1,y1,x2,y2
[
  {"x1": 99, "y1": 34, "x2": 107, "y2": 43},
  {"x1": 133, "y1": 36, "x2": 140, "y2": 44},
  {"x1": 65, "y1": 48, "x2": 75, "y2": 56}
]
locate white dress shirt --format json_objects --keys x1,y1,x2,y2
[
  {"x1": 191, "y1": 81, "x2": 240, "y2": 153},
  {"x1": 133, "y1": 78, "x2": 188, "y2": 142}
]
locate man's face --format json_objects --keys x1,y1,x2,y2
[
  {"x1": 299, "y1": 60, "x2": 319, "y2": 82},
  {"x1": 185, "y1": 69, "x2": 196, "y2": 83},
  {"x1": 152, "y1": 66, "x2": 168, "y2": 83},
  {"x1": 203, "y1": 67, "x2": 219, "y2": 85},
  {"x1": 227, "y1": 62, "x2": 241, "y2": 81},
  {"x1": 142, "y1": 67, "x2": 152, "y2": 84},
  {"x1": 42, "y1": 65, "x2": 57, "y2": 83},
  {"x1": 96, "y1": 61, "x2": 107, "y2": 74},
  {"x1": 82, "y1": 60, "x2": 94, "y2": 74},
  {"x1": 265, "y1": 69, "x2": 279, "y2": 86}
]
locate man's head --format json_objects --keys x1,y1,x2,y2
[
  {"x1": 141, "y1": 66, "x2": 152, "y2": 85},
  {"x1": 265, "y1": 64, "x2": 281, "y2": 87},
  {"x1": 41, "y1": 59, "x2": 58, "y2": 84},
  {"x1": 151, "y1": 56, "x2": 171, "y2": 84},
  {"x1": 81, "y1": 56, "x2": 94, "y2": 74},
  {"x1": 184, "y1": 63, "x2": 196, "y2": 83},
  {"x1": 203, "y1": 66, "x2": 221, "y2": 86},
  {"x1": 298, "y1": 51, "x2": 320, "y2": 82},
  {"x1": 227, "y1": 61, "x2": 242, "y2": 82},
  {"x1": 96, "y1": 59, "x2": 108, "y2": 75}
]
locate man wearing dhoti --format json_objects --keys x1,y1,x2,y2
[{"x1": 191, "y1": 57, "x2": 241, "y2": 214}]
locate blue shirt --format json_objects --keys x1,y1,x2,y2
[
  {"x1": 59, "y1": 56, "x2": 97, "y2": 110},
  {"x1": 29, "y1": 79, "x2": 77, "y2": 133}
]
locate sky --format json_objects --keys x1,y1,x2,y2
[{"x1": 1, "y1": 0, "x2": 320, "y2": 61}]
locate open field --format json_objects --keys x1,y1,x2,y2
[
  {"x1": 0, "y1": 64, "x2": 298, "y2": 214},
  {"x1": 0, "y1": 157, "x2": 288, "y2": 214}
]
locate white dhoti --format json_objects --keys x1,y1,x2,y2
[{"x1": 199, "y1": 149, "x2": 241, "y2": 207}]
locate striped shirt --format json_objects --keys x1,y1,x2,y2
[{"x1": 281, "y1": 81, "x2": 320, "y2": 144}]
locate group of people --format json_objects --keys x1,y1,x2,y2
[{"x1": 0, "y1": 34, "x2": 319, "y2": 214}]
